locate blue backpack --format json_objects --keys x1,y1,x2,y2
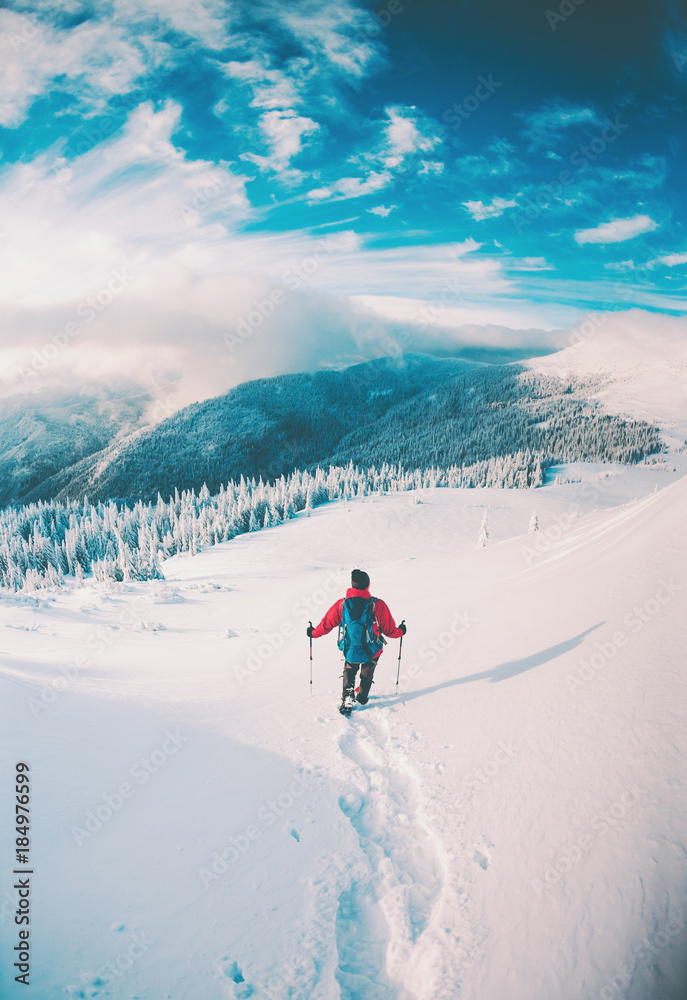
[{"x1": 337, "y1": 597, "x2": 383, "y2": 663}]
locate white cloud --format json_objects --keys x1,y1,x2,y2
[
  {"x1": 0, "y1": 272, "x2": 406, "y2": 411},
  {"x1": 0, "y1": 8, "x2": 168, "y2": 126},
  {"x1": 307, "y1": 106, "x2": 442, "y2": 203},
  {"x1": 574, "y1": 214, "x2": 659, "y2": 245},
  {"x1": 510, "y1": 257, "x2": 554, "y2": 271},
  {"x1": 522, "y1": 104, "x2": 600, "y2": 151},
  {"x1": 351, "y1": 295, "x2": 573, "y2": 338},
  {"x1": 0, "y1": 0, "x2": 240, "y2": 126},
  {"x1": 367, "y1": 205, "x2": 396, "y2": 217},
  {"x1": 0, "y1": 102, "x2": 568, "y2": 406},
  {"x1": 456, "y1": 139, "x2": 520, "y2": 180},
  {"x1": 283, "y1": 238, "x2": 509, "y2": 303},
  {"x1": 654, "y1": 251, "x2": 687, "y2": 267},
  {"x1": 598, "y1": 155, "x2": 667, "y2": 193},
  {"x1": 307, "y1": 171, "x2": 392, "y2": 203},
  {"x1": 382, "y1": 107, "x2": 440, "y2": 168},
  {"x1": 276, "y1": 1, "x2": 382, "y2": 79},
  {"x1": 419, "y1": 160, "x2": 444, "y2": 175},
  {"x1": 0, "y1": 101, "x2": 250, "y2": 307},
  {"x1": 0, "y1": 0, "x2": 381, "y2": 130},
  {"x1": 603, "y1": 260, "x2": 636, "y2": 271},
  {"x1": 462, "y1": 196, "x2": 518, "y2": 221},
  {"x1": 2, "y1": 208, "x2": 548, "y2": 408},
  {"x1": 217, "y1": 0, "x2": 387, "y2": 122},
  {"x1": 222, "y1": 59, "x2": 302, "y2": 110},
  {"x1": 113, "y1": 0, "x2": 233, "y2": 51},
  {"x1": 241, "y1": 110, "x2": 319, "y2": 181},
  {"x1": 454, "y1": 238, "x2": 483, "y2": 254},
  {"x1": 0, "y1": 104, "x2": 444, "y2": 403}
]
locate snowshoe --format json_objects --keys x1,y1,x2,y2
[{"x1": 339, "y1": 687, "x2": 356, "y2": 715}]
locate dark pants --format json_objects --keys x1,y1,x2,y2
[{"x1": 343, "y1": 660, "x2": 377, "y2": 702}]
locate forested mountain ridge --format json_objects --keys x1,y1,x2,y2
[
  {"x1": 0, "y1": 382, "x2": 155, "y2": 509},
  {"x1": 3, "y1": 354, "x2": 663, "y2": 507}
]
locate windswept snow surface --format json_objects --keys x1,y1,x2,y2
[
  {"x1": 1, "y1": 468, "x2": 686, "y2": 999},
  {"x1": 529, "y1": 311, "x2": 687, "y2": 442}
]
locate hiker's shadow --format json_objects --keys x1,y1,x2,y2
[{"x1": 377, "y1": 623, "x2": 604, "y2": 706}]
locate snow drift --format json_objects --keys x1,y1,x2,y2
[{"x1": 0, "y1": 470, "x2": 685, "y2": 998}]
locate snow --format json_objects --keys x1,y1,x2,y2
[
  {"x1": 1, "y1": 469, "x2": 686, "y2": 998},
  {"x1": 529, "y1": 310, "x2": 687, "y2": 442}
]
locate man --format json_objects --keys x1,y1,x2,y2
[{"x1": 307, "y1": 568, "x2": 405, "y2": 715}]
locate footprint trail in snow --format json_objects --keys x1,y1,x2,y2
[{"x1": 335, "y1": 709, "x2": 447, "y2": 999}]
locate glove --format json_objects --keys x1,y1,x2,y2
[
  {"x1": 306, "y1": 624, "x2": 314, "y2": 638},
  {"x1": 399, "y1": 620, "x2": 406, "y2": 635}
]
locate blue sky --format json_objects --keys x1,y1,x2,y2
[{"x1": 0, "y1": 0, "x2": 686, "y2": 404}]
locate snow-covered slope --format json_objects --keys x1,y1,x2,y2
[
  {"x1": 1, "y1": 470, "x2": 685, "y2": 999},
  {"x1": 529, "y1": 310, "x2": 687, "y2": 444}
]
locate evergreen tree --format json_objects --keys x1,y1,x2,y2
[{"x1": 477, "y1": 511, "x2": 489, "y2": 548}]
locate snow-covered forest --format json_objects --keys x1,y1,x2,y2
[
  {"x1": 0, "y1": 362, "x2": 668, "y2": 593},
  {"x1": 1, "y1": 460, "x2": 553, "y2": 591},
  {"x1": 7, "y1": 358, "x2": 664, "y2": 508}
]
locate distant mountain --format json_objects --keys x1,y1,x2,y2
[
  {"x1": 0, "y1": 382, "x2": 154, "y2": 509},
  {"x1": 530, "y1": 311, "x2": 687, "y2": 440},
  {"x1": 5, "y1": 354, "x2": 662, "y2": 507}
]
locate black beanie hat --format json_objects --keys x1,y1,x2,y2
[{"x1": 351, "y1": 568, "x2": 370, "y2": 590}]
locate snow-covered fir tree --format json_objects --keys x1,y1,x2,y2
[
  {"x1": 477, "y1": 511, "x2": 489, "y2": 548},
  {"x1": 0, "y1": 455, "x2": 651, "y2": 592}
]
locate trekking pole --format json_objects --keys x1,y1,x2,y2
[
  {"x1": 308, "y1": 622, "x2": 313, "y2": 696},
  {"x1": 395, "y1": 622, "x2": 405, "y2": 694}
]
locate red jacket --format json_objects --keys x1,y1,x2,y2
[{"x1": 311, "y1": 587, "x2": 403, "y2": 657}]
